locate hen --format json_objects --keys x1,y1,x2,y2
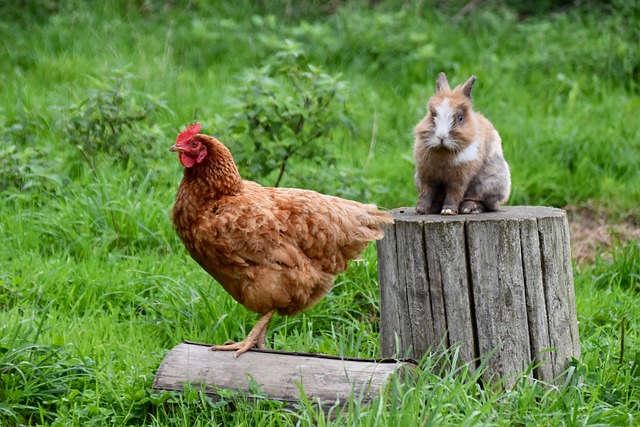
[{"x1": 170, "y1": 123, "x2": 393, "y2": 357}]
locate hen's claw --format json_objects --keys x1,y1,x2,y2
[
  {"x1": 209, "y1": 310, "x2": 275, "y2": 358},
  {"x1": 210, "y1": 340, "x2": 257, "y2": 358}
]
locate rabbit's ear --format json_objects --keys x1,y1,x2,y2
[
  {"x1": 459, "y1": 75, "x2": 477, "y2": 99},
  {"x1": 436, "y1": 72, "x2": 450, "y2": 92}
]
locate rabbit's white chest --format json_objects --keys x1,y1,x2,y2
[{"x1": 452, "y1": 140, "x2": 480, "y2": 165}]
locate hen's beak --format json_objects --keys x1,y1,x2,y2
[{"x1": 169, "y1": 144, "x2": 183, "y2": 153}]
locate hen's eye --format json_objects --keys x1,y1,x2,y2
[{"x1": 189, "y1": 141, "x2": 198, "y2": 148}]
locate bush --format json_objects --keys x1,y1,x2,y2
[
  {"x1": 61, "y1": 72, "x2": 169, "y2": 179},
  {"x1": 222, "y1": 40, "x2": 370, "y2": 197},
  {"x1": 0, "y1": 110, "x2": 61, "y2": 193}
]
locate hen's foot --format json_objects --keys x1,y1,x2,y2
[
  {"x1": 210, "y1": 340, "x2": 258, "y2": 356},
  {"x1": 209, "y1": 310, "x2": 275, "y2": 358}
]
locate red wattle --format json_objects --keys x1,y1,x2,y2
[{"x1": 179, "y1": 152, "x2": 196, "y2": 168}]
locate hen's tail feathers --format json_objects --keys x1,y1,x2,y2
[
  {"x1": 339, "y1": 207, "x2": 394, "y2": 260},
  {"x1": 360, "y1": 206, "x2": 395, "y2": 240}
]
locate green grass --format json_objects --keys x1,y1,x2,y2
[{"x1": 1, "y1": 0, "x2": 640, "y2": 425}]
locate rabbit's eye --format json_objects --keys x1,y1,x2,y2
[{"x1": 457, "y1": 113, "x2": 464, "y2": 123}]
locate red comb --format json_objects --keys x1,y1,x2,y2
[{"x1": 176, "y1": 122, "x2": 201, "y2": 144}]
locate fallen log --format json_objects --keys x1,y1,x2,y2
[{"x1": 153, "y1": 341, "x2": 415, "y2": 409}]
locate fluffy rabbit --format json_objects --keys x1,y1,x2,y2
[{"x1": 413, "y1": 73, "x2": 510, "y2": 215}]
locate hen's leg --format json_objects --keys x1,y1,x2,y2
[{"x1": 210, "y1": 310, "x2": 275, "y2": 358}]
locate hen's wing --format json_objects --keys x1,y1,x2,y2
[
  {"x1": 264, "y1": 185, "x2": 391, "y2": 274},
  {"x1": 196, "y1": 199, "x2": 303, "y2": 271}
]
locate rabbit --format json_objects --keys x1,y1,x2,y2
[{"x1": 413, "y1": 73, "x2": 511, "y2": 215}]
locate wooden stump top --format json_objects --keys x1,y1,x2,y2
[{"x1": 390, "y1": 206, "x2": 567, "y2": 223}]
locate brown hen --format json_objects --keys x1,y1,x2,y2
[{"x1": 169, "y1": 123, "x2": 393, "y2": 357}]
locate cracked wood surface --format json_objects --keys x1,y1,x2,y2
[{"x1": 376, "y1": 206, "x2": 580, "y2": 387}]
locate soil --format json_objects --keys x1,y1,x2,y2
[{"x1": 565, "y1": 205, "x2": 640, "y2": 266}]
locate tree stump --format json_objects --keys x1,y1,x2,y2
[{"x1": 376, "y1": 206, "x2": 580, "y2": 387}]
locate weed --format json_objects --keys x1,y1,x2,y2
[
  {"x1": 589, "y1": 238, "x2": 640, "y2": 292},
  {"x1": 0, "y1": 109, "x2": 61, "y2": 192},
  {"x1": 60, "y1": 72, "x2": 169, "y2": 179},
  {"x1": 0, "y1": 312, "x2": 95, "y2": 425}
]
